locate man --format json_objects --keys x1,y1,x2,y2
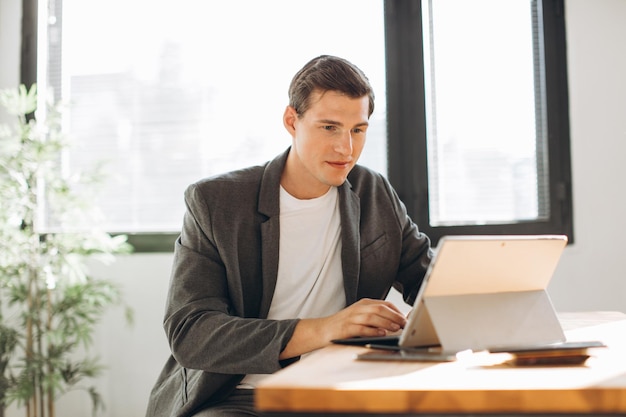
[{"x1": 146, "y1": 55, "x2": 433, "y2": 417}]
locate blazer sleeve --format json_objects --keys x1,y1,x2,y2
[{"x1": 162, "y1": 183, "x2": 299, "y2": 375}]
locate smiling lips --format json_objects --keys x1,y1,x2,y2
[{"x1": 327, "y1": 160, "x2": 352, "y2": 169}]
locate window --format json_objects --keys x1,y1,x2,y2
[
  {"x1": 385, "y1": 0, "x2": 573, "y2": 246},
  {"x1": 27, "y1": 0, "x2": 573, "y2": 251},
  {"x1": 37, "y1": 0, "x2": 387, "y2": 251}
]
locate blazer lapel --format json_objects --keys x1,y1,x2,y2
[
  {"x1": 338, "y1": 180, "x2": 360, "y2": 305},
  {"x1": 257, "y1": 150, "x2": 288, "y2": 318}
]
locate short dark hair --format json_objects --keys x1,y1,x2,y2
[{"x1": 288, "y1": 55, "x2": 375, "y2": 118}]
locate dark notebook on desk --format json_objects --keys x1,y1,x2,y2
[{"x1": 333, "y1": 235, "x2": 568, "y2": 352}]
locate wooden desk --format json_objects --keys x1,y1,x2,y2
[{"x1": 256, "y1": 311, "x2": 626, "y2": 416}]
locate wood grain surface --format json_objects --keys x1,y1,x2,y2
[{"x1": 256, "y1": 311, "x2": 626, "y2": 414}]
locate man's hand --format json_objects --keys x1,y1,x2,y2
[{"x1": 279, "y1": 298, "x2": 407, "y2": 360}]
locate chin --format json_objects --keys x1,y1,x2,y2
[{"x1": 329, "y1": 178, "x2": 348, "y2": 187}]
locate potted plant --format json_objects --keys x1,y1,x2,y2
[{"x1": 0, "y1": 84, "x2": 133, "y2": 417}]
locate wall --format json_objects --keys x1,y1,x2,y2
[
  {"x1": 552, "y1": 0, "x2": 626, "y2": 310},
  {"x1": 1, "y1": 0, "x2": 625, "y2": 415},
  {"x1": 0, "y1": 0, "x2": 20, "y2": 127}
]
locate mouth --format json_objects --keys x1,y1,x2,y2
[{"x1": 327, "y1": 161, "x2": 352, "y2": 169}]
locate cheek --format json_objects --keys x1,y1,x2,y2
[
  {"x1": 294, "y1": 132, "x2": 322, "y2": 161},
  {"x1": 296, "y1": 132, "x2": 315, "y2": 150},
  {"x1": 298, "y1": 131, "x2": 326, "y2": 152},
  {"x1": 353, "y1": 137, "x2": 367, "y2": 156}
]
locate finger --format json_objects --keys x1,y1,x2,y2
[
  {"x1": 355, "y1": 298, "x2": 406, "y2": 316},
  {"x1": 351, "y1": 303, "x2": 407, "y2": 331}
]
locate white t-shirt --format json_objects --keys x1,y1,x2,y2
[{"x1": 239, "y1": 186, "x2": 346, "y2": 387}]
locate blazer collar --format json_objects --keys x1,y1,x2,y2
[{"x1": 258, "y1": 148, "x2": 289, "y2": 218}]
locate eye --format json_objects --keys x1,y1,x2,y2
[{"x1": 323, "y1": 125, "x2": 337, "y2": 132}]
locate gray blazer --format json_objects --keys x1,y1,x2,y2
[{"x1": 145, "y1": 149, "x2": 433, "y2": 417}]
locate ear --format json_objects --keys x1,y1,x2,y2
[{"x1": 283, "y1": 105, "x2": 298, "y2": 137}]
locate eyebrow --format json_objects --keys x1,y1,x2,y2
[{"x1": 316, "y1": 119, "x2": 369, "y2": 128}]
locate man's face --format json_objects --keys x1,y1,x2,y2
[{"x1": 282, "y1": 90, "x2": 369, "y2": 199}]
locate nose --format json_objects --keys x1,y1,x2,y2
[{"x1": 334, "y1": 130, "x2": 353, "y2": 155}]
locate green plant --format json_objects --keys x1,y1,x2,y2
[{"x1": 0, "y1": 84, "x2": 133, "y2": 417}]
